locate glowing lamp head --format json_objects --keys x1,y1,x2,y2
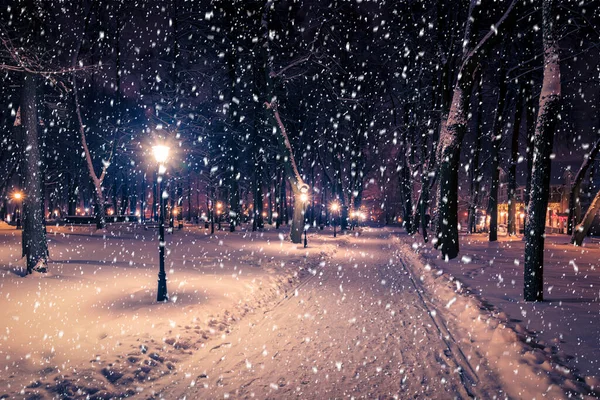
[
  {"x1": 331, "y1": 202, "x2": 339, "y2": 212},
  {"x1": 152, "y1": 145, "x2": 170, "y2": 164},
  {"x1": 300, "y1": 193, "x2": 308, "y2": 203},
  {"x1": 13, "y1": 192, "x2": 22, "y2": 200}
]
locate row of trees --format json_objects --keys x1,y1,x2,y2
[{"x1": 1, "y1": 0, "x2": 599, "y2": 303}]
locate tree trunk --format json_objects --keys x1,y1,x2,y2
[
  {"x1": 567, "y1": 137, "x2": 600, "y2": 235},
  {"x1": 488, "y1": 65, "x2": 508, "y2": 242},
  {"x1": 467, "y1": 76, "x2": 483, "y2": 234},
  {"x1": 67, "y1": 172, "x2": 78, "y2": 216},
  {"x1": 508, "y1": 85, "x2": 525, "y2": 236},
  {"x1": 265, "y1": 102, "x2": 308, "y2": 243},
  {"x1": 261, "y1": 1, "x2": 307, "y2": 243},
  {"x1": 436, "y1": 0, "x2": 517, "y2": 259},
  {"x1": 141, "y1": 173, "x2": 146, "y2": 222},
  {"x1": 187, "y1": 172, "x2": 192, "y2": 222},
  {"x1": 401, "y1": 141, "x2": 413, "y2": 234},
  {"x1": 524, "y1": 0, "x2": 561, "y2": 302},
  {"x1": 20, "y1": 73, "x2": 48, "y2": 274},
  {"x1": 572, "y1": 188, "x2": 600, "y2": 246},
  {"x1": 524, "y1": 81, "x2": 536, "y2": 221}
]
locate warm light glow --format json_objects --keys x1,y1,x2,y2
[
  {"x1": 108, "y1": 209, "x2": 114, "y2": 216},
  {"x1": 173, "y1": 209, "x2": 178, "y2": 216},
  {"x1": 152, "y1": 145, "x2": 170, "y2": 164},
  {"x1": 13, "y1": 192, "x2": 22, "y2": 200},
  {"x1": 331, "y1": 202, "x2": 339, "y2": 212},
  {"x1": 217, "y1": 202, "x2": 223, "y2": 209},
  {"x1": 300, "y1": 193, "x2": 308, "y2": 203},
  {"x1": 520, "y1": 212, "x2": 525, "y2": 219},
  {"x1": 262, "y1": 211, "x2": 267, "y2": 217}
]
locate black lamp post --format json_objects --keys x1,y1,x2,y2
[
  {"x1": 153, "y1": 145, "x2": 169, "y2": 302},
  {"x1": 301, "y1": 192, "x2": 308, "y2": 248}
]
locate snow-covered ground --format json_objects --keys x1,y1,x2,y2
[
  {"x1": 0, "y1": 223, "x2": 598, "y2": 399},
  {"x1": 0, "y1": 223, "x2": 332, "y2": 399},
  {"x1": 401, "y1": 231, "x2": 600, "y2": 398}
]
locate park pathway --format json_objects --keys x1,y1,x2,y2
[{"x1": 153, "y1": 228, "x2": 505, "y2": 399}]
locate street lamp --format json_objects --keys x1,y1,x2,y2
[
  {"x1": 330, "y1": 201, "x2": 339, "y2": 238},
  {"x1": 152, "y1": 144, "x2": 169, "y2": 302},
  {"x1": 300, "y1": 191, "x2": 309, "y2": 248},
  {"x1": 13, "y1": 191, "x2": 23, "y2": 229}
]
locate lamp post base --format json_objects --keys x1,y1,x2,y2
[{"x1": 157, "y1": 272, "x2": 168, "y2": 302}]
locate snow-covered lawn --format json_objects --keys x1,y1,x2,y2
[
  {"x1": 401, "y1": 231, "x2": 600, "y2": 396},
  {"x1": 0, "y1": 223, "x2": 333, "y2": 399},
  {"x1": 1, "y1": 223, "x2": 599, "y2": 399}
]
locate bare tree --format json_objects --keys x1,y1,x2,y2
[
  {"x1": 567, "y1": 137, "x2": 600, "y2": 235},
  {"x1": 524, "y1": 0, "x2": 561, "y2": 302},
  {"x1": 261, "y1": 1, "x2": 308, "y2": 244},
  {"x1": 20, "y1": 73, "x2": 48, "y2": 274},
  {"x1": 436, "y1": 0, "x2": 518, "y2": 259}
]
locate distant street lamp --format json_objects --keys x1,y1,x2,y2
[
  {"x1": 152, "y1": 144, "x2": 170, "y2": 302},
  {"x1": 330, "y1": 201, "x2": 339, "y2": 238},
  {"x1": 300, "y1": 191, "x2": 309, "y2": 248},
  {"x1": 13, "y1": 191, "x2": 22, "y2": 229}
]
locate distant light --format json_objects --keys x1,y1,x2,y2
[{"x1": 13, "y1": 192, "x2": 22, "y2": 200}]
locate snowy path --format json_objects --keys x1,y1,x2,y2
[{"x1": 154, "y1": 229, "x2": 504, "y2": 399}]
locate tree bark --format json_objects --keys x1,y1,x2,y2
[
  {"x1": 567, "y1": 137, "x2": 600, "y2": 235},
  {"x1": 467, "y1": 76, "x2": 483, "y2": 234},
  {"x1": 488, "y1": 65, "x2": 508, "y2": 242},
  {"x1": 436, "y1": 0, "x2": 517, "y2": 259},
  {"x1": 261, "y1": 1, "x2": 307, "y2": 243},
  {"x1": 265, "y1": 102, "x2": 308, "y2": 243},
  {"x1": 572, "y1": 188, "x2": 600, "y2": 246},
  {"x1": 524, "y1": 0, "x2": 561, "y2": 302},
  {"x1": 20, "y1": 73, "x2": 48, "y2": 274},
  {"x1": 401, "y1": 135, "x2": 413, "y2": 234},
  {"x1": 508, "y1": 85, "x2": 525, "y2": 235}
]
